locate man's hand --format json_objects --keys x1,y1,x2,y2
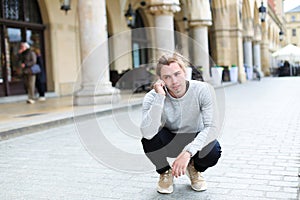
[
  {"x1": 153, "y1": 80, "x2": 166, "y2": 96},
  {"x1": 172, "y1": 151, "x2": 191, "y2": 178}
]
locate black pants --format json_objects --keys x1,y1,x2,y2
[
  {"x1": 35, "y1": 80, "x2": 46, "y2": 97},
  {"x1": 141, "y1": 128, "x2": 222, "y2": 174}
]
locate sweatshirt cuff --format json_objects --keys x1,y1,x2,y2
[{"x1": 183, "y1": 145, "x2": 198, "y2": 157}]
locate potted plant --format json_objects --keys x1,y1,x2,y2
[
  {"x1": 230, "y1": 64, "x2": 238, "y2": 83},
  {"x1": 211, "y1": 65, "x2": 223, "y2": 85}
]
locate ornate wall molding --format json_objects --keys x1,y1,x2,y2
[{"x1": 148, "y1": 0, "x2": 181, "y2": 15}]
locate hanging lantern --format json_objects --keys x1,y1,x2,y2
[
  {"x1": 124, "y1": 3, "x2": 136, "y2": 28},
  {"x1": 259, "y1": 1, "x2": 266, "y2": 22},
  {"x1": 60, "y1": 0, "x2": 71, "y2": 14},
  {"x1": 279, "y1": 30, "x2": 284, "y2": 41}
]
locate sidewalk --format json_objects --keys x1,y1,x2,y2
[
  {"x1": 0, "y1": 91, "x2": 145, "y2": 140},
  {"x1": 0, "y1": 82, "x2": 237, "y2": 140}
]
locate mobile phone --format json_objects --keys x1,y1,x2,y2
[{"x1": 163, "y1": 85, "x2": 168, "y2": 93}]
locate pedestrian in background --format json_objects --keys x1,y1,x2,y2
[
  {"x1": 33, "y1": 48, "x2": 46, "y2": 101},
  {"x1": 140, "y1": 52, "x2": 222, "y2": 194},
  {"x1": 18, "y1": 42, "x2": 36, "y2": 104}
]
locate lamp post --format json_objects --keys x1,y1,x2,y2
[
  {"x1": 60, "y1": 0, "x2": 71, "y2": 14},
  {"x1": 258, "y1": 1, "x2": 266, "y2": 22},
  {"x1": 279, "y1": 30, "x2": 284, "y2": 41}
]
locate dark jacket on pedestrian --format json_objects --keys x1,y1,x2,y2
[
  {"x1": 36, "y1": 54, "x2": 46, "y2": 83},
  {"x1": 20, "y1": 48, "x2": 37, "y2": 73}
]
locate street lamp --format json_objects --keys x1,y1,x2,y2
[
  {"x1": 60, "y1": 0, "x2": 71, "y2": 14},
  {"x1": 125, "y1": 3, "x2": 136, "y2": 28},
  {"x1": 258, "y1": 1, "x2": 266, "y2": 22},
  {"x1": 279, "y1": 30, "x2": 284, "y2": 41},
  {"x1": 124, "y1": 1, "x2": 146, "y2": 28}
]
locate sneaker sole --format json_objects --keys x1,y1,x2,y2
[
  {"x1": 157, "y1": 186, "x2": 173, "y2": 194},
  {"x1": 191, "y1": 184, "x2": 207, "y2": 192}
]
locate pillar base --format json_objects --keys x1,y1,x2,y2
[
  {"x1": 238, "y1": 71, "x2": 247, "y2": 83},
  {"x1": 74, "y1": 85, "x2": 120, "y2": 106},
  {"x1": 262, "y1": 69, "x2": 271, "y2": 76}
]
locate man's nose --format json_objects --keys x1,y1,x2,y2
[{"x1": 171, "y1": 76, "x2": 178, "y2": 84}]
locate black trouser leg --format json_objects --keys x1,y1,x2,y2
[
  {"x1": 39, "y1": 83, "x2": 46, "y2": 97},
  {"x1": 141, "y1": 128, "x2": 175, "y2": 174},
  {"x1": 142, "y1": 128, "x2": 221, "y2": 174},
  {"x1": 193, "y1": 140, "x2": 222, "y2": 172}
]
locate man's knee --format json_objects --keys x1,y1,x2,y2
[{"x1": 193, "y1": 140, "x2": 222, "y2": 171}]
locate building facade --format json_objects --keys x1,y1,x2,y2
[
  {"x1": 285, "y1": 5, "x2": 300, "y2": 47},
  {"x1": 0, "y1": 0, "x2": 285, "y2": 104}
]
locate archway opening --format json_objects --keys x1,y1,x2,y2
[{"x1": 0, "y1": 0, "x2": 45, "y2": 96}]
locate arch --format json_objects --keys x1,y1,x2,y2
[
  {"x1": 253, "y1": 1, "x2": 262, "y2": 41},
  {"x1": 210, "y1": 0, "x2": 230, "y2": 28},
  {"x1": 253, "y1": 1, "x2": 260, "y2": 25},
  {"x1": 0, "y1": 0, "x2": 46, "y2": 96},
  {"x1": 242, "y1": 0, "x2": 254, "y2": 36}
]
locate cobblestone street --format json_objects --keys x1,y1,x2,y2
[{"x1": 0, "y1": 77, "x2": 299, "y2": 199}]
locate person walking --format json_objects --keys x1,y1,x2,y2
[
  {"x1": 33, "y1": 48, "x2": 47, "y2": 101},
  {"x1": 140, "y1": 52, "x2": 222, "y2": 194},
  {"x1": 18, "y1": 42, "x2": 37, "y2": 104}
]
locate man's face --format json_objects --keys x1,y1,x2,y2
[
  {"x1": 160, "y1": 62, "x2": 187, "y2": 98},
  {"x1": 19, "y1": 44, "x2": 26, "y2": 52}
]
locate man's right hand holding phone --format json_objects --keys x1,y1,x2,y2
[{"x1": 153, "y1": 79, "x2": 166, "y2": 96}]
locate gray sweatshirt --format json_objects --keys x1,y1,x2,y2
[{"x1": 140, "y1": 80, "x2": 219, "y2": 156}]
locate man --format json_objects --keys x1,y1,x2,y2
[
  {"x1": 140, "y1": 53, "x2": 221, "y2": 194},
  {"x1": 18, "y1": 42, "x2": 37, "y2": 104}
]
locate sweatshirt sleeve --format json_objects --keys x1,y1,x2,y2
[
  {"x1": 183, "y1": 83, "x2": 220, "y2": 156},
  {"x1": 140, "y1": 90, "x2": 165, "y2": 139}
]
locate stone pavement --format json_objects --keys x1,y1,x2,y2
[{"x1": 0, "y1": 77, "x2": 299, "y2": 199}]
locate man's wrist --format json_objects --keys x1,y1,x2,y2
[{"x1": 186, "y1": 150, "x2": 193, "y2": 158}]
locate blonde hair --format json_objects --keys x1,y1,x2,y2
[{"x1": 156, "y1": 52, "x2": 187, "y2": 77}]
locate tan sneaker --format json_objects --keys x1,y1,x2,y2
[
  {"x1": 157, "y1": 169, "x2": 173, "y2": 194},
  {"x1": 26, "y1": 99, "x2": 35, "y2": 104},
  {"x1": 38, "y1": 97, "x2": 46, "y2": 101},
  {"x1": 186, "y1": 161, "x2": 207, "y2": 191}
]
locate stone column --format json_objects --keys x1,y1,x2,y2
[
  {"x1": 243, "y1": 37, "x2": 253, "y2": 80},
  {"x1": 186, "y1": 0, "x2": 212, "y2": 82},
  {"x1": 253, "y1": 41, "x2": 263, "y2": 76},
  {"x1": 260, "y1": 22, "x2": 270, "y2": 76},
  {"x1": 74, "y1": 0, "x2": 119, "y2": 105},
  {"x1": 190, "y1": 22, "x2": 211, "y2": 82},
  {"x1": 149, "y1": 0, "x2": 181, "y2": 54}
]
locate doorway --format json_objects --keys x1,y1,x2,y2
[{"x1": 0, "y1": 0, "x2": 45, "y2": 97}]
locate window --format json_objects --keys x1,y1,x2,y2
[
  {"x1": 292, "y1": 29, "x2": 296, "y2": 37},
  {"x1": 1, "y1": 0, "x2": 42, "y2": 23},
  {"x1": 291, "y1": 16, "x2": 296, "y2": 22},
  {"x1": 3, "y1": 0, "x2": 22, "y2": 20}
]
